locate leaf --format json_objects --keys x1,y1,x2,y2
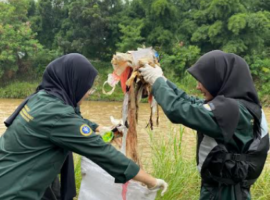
[{"x1": 228, "y1": 13, "x2": 247, "y2": 35}]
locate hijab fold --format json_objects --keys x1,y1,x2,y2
[{"x1": 188, "y1": 50, "x2": 261, "y2": 142}]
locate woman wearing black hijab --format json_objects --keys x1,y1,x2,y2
[
  {"x1": 139, "y1": 50, "x2": 269, "y2": 200},
  {"x1": 0, "y1": 53, "x2": 167, "y2": 199}
]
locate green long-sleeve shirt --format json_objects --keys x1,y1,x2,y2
[
  {"x1": 0, "y1": 91, "x2": 139, "y2": 200},
  {"x1": 152, "y1": 78, "x2": 255, "y2": 200},
  {"x1": 153, "y1": 78, "x2": 254, "y2": 150}
]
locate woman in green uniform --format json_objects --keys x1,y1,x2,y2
[
  {"x1": 0, "y1": 53, "x2": 167, "y2": 200},
  {"x1": 139, "y1": 50, "x2": 269, "y2": 200}
]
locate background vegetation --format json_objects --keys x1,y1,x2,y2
[
  {"x1": 0, "y1": 0, "x2": 269, "y2": 104},
  {"x1": 1, "y1": 1, "x2": 270, "y2": 199}
]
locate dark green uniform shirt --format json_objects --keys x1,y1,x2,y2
[
  {"x1": 152, "y1": 78, "x2": 254, "y2": 200},
  {"x1": 0, "y1": 91, "x2": 139, "y2": 200}
]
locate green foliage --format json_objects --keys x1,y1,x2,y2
[
  {"x1": 191, "y1": 25, "x2": 210, "y2": 42},
  {"x1": 29, "y1": 0, "x2": 70, "y2": 50},
  {"x1": 252, "y1": 168, "x2": 270, "y2": 199},
  {"x1": 74, "y1": 154, "x2": 82, "y2": 200},
  {"x1": 228, "y1": 13, "x2": 247, "y2": 35},
  {"x1": 53, "y1": 0, "x2": 125, "y2": 60},
  {"x1": 161, "y1": 45, "x2": 201, "y2": 79},
  {"x1": 245, "y1": 54, "x2": 270, "y2": 105},
  {"x1": 30, "y1": 49, "x2": 61, "y2": 77},
  {"x1": 186, "y1": 0, "x2": 270, "y2": 55},
  {"x1": 0, "y1": 0, "x2": 42, "y2": 80},
  {"x1": 0, "y1": 82, "x2": 38, "y2": 98},
  {"x1": 222, "y1": 39, "x2": 248, "y2": 53},
  {"x1": 0, "y1": 0, "x2": 269, "y2": 103},
  {"x1": 148, "y1": 126, "x2": 200, "y2": 199},
  {"x1": 116, "y1": 20, "x2": 144, "y2": 52},
  {"x1": 208, "y1": 20, "x2": 223, "y2": 38}
]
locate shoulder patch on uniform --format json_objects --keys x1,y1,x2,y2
[
  {"x1": 20, "y1": 105, "x2": 34, "y2": 122},
  {"x1": 80, "y1": 124, "x2": 93, "y2": 136},
  {"x1": 203, "y1": 104, "x2": 212, "y2": 111}
]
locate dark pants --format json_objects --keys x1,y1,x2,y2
[
  {"x1": 42, "y1": 152, "x2": 76, "y2": 200},
  {"x1": 200, "y1": 185, "x2": 251, "y2": 200},
  {"x1": 42, "y1": 177, "x2": 61, "y2": 200}
]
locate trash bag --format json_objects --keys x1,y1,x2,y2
[{"x1": 78, "y1": 157, "x2": 158, "y2": 200}]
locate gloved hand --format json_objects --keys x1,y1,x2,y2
[
  {"x1": 139, "y1": 64, "x2": 165, "y2": 85},
  {"x1": 148, "y1": 178, "x2": 168, "y2": 196}
]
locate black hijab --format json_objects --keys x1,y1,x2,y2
[
  {"x1": 5, "y1": 53, "x2": 98, "y2": 126},
  {"x1": 4, "y1": 53, "x2": 98, "y2": 200},
  {"x1": 188, "y1": 50, "x2": 261, "y2": 143},
  {"x1": 38, "y1": 53, "x2": 98, "y2": 107}
]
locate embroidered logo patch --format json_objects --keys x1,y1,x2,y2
[{"x1": 80, "y1": 124, "x2": 92, "y2": 136}]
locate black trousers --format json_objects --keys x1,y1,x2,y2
[
  {"x1": 42, "y1": 152, "x2": 76, "y2": 200},
  {"x1": 41, "y1": 177, "x2": 61, "y2": 200}
]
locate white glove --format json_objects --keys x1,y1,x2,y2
[
  {"x1": 148, "y1": 178, "x2": 168, "y2": 196},
  {"x1": 139, "y1": 64, "x2": 164, "y2": 85}
]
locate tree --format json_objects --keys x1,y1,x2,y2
[
  {"x1": 54, "y1": 0, "x2": 124, "y2": 60},
  {"x1": 0, "y1": 0, "x2": 42, "y2": 80},
  {"x1": 187, "y1": 0, "x2": 270, "y2": 56},
  {"x1": 30, "y1": 0, "x2": 68, "y2": 50}
]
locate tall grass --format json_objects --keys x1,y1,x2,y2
[
  {"x1": 74, "y1": 154, "x2": 82, "y2": 200},
  {"x1": 251, "y1": 168, "x2": 270, "y2": 199},
  {"x1": 147, "y1": 126, "x2": 200, "y2": 200}
]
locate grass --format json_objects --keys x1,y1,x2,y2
[
  {"x1": 0, "y1": 81, "x2": 39, "y2": 98},
  {"x1": 74, "y1": 155, "x2": 82, "y2": 200},
  {"x1": 252, "y1": 168, "x2": 270, "y2": 199},
  {"x1": 147, "y1": 125, "x2": 200, "y2": 200}
]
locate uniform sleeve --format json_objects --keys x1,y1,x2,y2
[
  {"x1": 75, "y1": 107, "x2": 99, "y2": 130},
  {"x1": 166, "y1": 80, "x2": 205, "y2": 104},
  {"x1": 152, "y1": 77, "x2": 222, "y2": 139},
  {"x1": 83, "y1": 118, "x2": 99, "y2": 131},
  {"x1": 49, "y1": 114, "x2": 139, "y2": 183}
]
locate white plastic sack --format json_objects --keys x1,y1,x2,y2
[{"x1": 78, "y1": 157, "x2": 158, "y2": 200}]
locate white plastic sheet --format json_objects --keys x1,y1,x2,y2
[{"x1": 78, "y1": 157, "x2": 158, "y2": 200}]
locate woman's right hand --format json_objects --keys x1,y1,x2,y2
[
  {"x1": 132, "y1": 169, "x2": 168, "y2": 196},
  {"x1": 148, "y1": 178, "x2": 168, "y2": 196}
]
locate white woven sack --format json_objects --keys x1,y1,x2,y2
[{"x1": 78, "y1": 157, "x2": 157, "y2": 200}]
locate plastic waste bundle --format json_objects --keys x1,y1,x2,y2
[
  {"x1": 78, "y1": 48, "x2": 160, "y2": 200},
  {"x1": 103, "y1": 47, "x2": 160, "y2": 162}
]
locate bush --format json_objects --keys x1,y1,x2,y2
[
  {"x1": 0, "y1": 82, "x2": 38, "y2": 98},
  {"x1": 161, "y1": 45, "x2": 201, "y2": 80},
  {"x1": 245, "y1": 54, "x2": 270, "y2": 106}
]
